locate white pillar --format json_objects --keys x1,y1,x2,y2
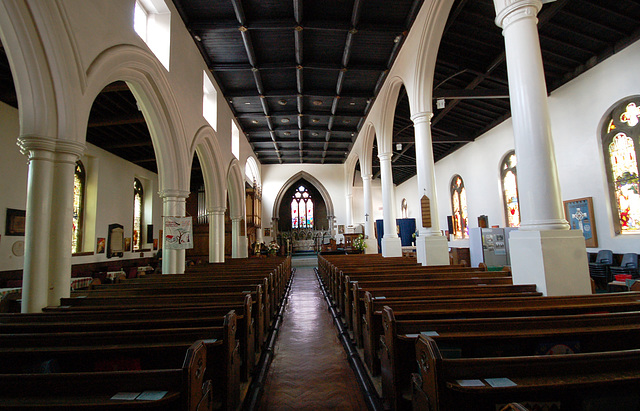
[
  {"x1": 378, "y1": 152, "x2": 402, "y2": 257},
  {"x1": 362, "y1": 174, "x2": 378, "y2": 254},
  {"x1": 346, "y1": 193, "x2": 353, "y2": 227},
  {"x1": 412, "y1": 112, "x2": 449, "y2": 266},
  {"x1": 231, "y1": 217, "x2": 242, "y2": 258},
  {"x1": 494, "y1": 0, "x2": 590, "y2": 295},
  {"x1": 17, "y1": 137, "x2": 55, "y2": 312},
  {"x1": 208, "y1": 207, "x2": 225, "y2": 263},
  {"x1": 47, "y1": 143, "x2": 84, "y2": 306},
  {"x1": 160, "y1": 190, "x2": 189, "y2": 274}
]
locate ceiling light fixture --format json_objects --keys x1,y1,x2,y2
[
  {"x1": 278, "y1": 99, "x2": 287, "y2": 105},
  {"x1": 284, "y1": 132, "x2": 291, "y2": 136},
  {"x1": 396, "y1": 143, "x2": 402, "y2": 151},
  {"x1": 436, "y1": 98, "x2": 445, "y2": 109},
  {"x1": 311, "y1": 118, "x2": 319, "y2": 123},
  {"x1": 281, "y1": 118, "x2": 290, "y2": 123},
  {"x1": 312, "y1": 100, "x2": 323, "y2": 106},
  {"x1": 252, "y1": 120, "x2": 259, "y2": 124}
]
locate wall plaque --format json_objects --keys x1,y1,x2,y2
[{"x1": 421, "y1": 195, "x2": 431, "y2": 228}]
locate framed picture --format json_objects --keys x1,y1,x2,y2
[
  {"x1": 563, "y1": 197, "x2": 598, "y2": 248},
  {"x1": 124, "y1": 237, "x2": 131, "y2": 252},
  {"x1": 5, "y1": 208, "x2": 26, "y2": 236},
  {"x1": 96, "y1": 237, "x2": 106, "y2": 254},
  {"x1": 338, "y1": 225, "x2": 345, "y2": 234},
  {"x1": 153, "y1": 238, "x2": 158, "y2": 250},
  {"x1": 263, "y1": 228, "x2": 271, "y2": 237}
]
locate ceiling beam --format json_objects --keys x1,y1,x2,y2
[
  {"x1": 210, "y1": 62, "x2": 386, "y2": 72},
  {"x1": 191, "y1": 19, "x2": 405, "y2": 34},
  {"x1": 226, "y1": 89, "x2": 370, "y2": 99}
]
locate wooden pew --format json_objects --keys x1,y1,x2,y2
[
  {"x1": 53, "y1": 292, "x2": 256, "y2": 384},
  {"x1": 362, "y1": 291, "x2": 640, "y2": 378},
  {"x1": 383, "y1": 306, "x2": 640, "y2": 410},
  {"x1": 350, "y1": 283, "x2": 541, "y2": 352},
  {"x1": 0, "y1": 340, "x2": 211, "y2": 410},
  {"x1": 414, "y1": 335, "x2": 640, "y2": 411}
]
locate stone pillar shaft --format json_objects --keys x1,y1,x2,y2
[{"x1": 160, "y1": 190, "x2": 189, "y2": 274}]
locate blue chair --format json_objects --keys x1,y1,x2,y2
[
  {"x1": 610, "y1": 253, "x2": 639, "y2": 278},
  {"x1": 589, "y1": 250, "x2": 614, "y2": 285}
]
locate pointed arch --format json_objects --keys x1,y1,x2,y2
[
  {"x1": 83, "y1": 44, "x2": 189, "y2": 192},
  {"x1": 272, "y1": 171, "x2": 334, "y2": 221},
  {"x1": 375, "y1": 76, "x2": 407, "y2": 154},
  {"x1": 245, "y1": 156, "x2": 261, "y2": 187},
  {"x1": 359, "y1": 122, "x2": 377, "y2": 177},
  {"x1": 227, "y1": 159, "x2": 245, "y2": 220},
  {"x1": 191, "y1": 125, "x2": 226, "y2": 211}
]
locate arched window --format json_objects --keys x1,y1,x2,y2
[
  {"x1": 501, "y1": 151, "x2": 520, "y2": 227},
  {"x1": 72, "y1": 161, "x2": 86, "y2": 253},
  {"x1": 603, "y1": 98, "x2": 640, "y2": 233},
  {"x1": 291, "y1": 185, "x2": 313, "y2": 229},
  {"x1": 450, "y1": 175, "x2": 468, "y2": 239},
  {"x1": 133, "y1": 178, "x2": 144, "y2": 251}
]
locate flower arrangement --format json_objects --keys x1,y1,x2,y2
[
  {"x1": 268, "y1": 240, "x2": 280, "y2": 255},
  {"x1": 352, "y1": 234, "x2": 366, "y2": 252}
]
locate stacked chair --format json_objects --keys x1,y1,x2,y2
[
  {"x1": 610, "y1": 252, "x2": 639, "y2": 279},
  {"x1": 588, "y1": 249, "x2": 614, "y2": 287}
]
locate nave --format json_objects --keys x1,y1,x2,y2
[{"x1": 258, "y1": 265, "x2": 368, "y2": 410}]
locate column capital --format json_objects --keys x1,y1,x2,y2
[
  {"x1": 207, "y1": 206, "x2": 226, "y2": 215},
  {"x1": 410, "y1": 111, "x2": 433, "y2": 125},
  {"x1": 361, "y1": 173, "x2": 373, "y2": 182},
  {"x1": 158, "y1": 189, "x2": 190, "y2": 199},
  {"x1": 378, "y1": 152, "x2": 393, "y2": 162},
  {"x1": 494, "y1": 0, "x2": 541, "y2": 29},
  {"x1": 17, "y1": 135, "x2": 85, "y2": 158}
]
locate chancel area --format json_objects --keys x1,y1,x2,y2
[{"x1": 1, "y1": 0, "x2": 640, "y2": 409}]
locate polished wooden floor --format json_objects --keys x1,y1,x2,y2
[{"x1": 258, "y1": 267, "x2": 368, "y2": 410}]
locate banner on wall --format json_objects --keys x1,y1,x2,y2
[{"x1": 164, "y1": 216, "x2": 193, "y2": 249}]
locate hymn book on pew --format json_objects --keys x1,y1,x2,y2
[{"x1": 111, "y1": 391, "x2": 168, "y2": 401}]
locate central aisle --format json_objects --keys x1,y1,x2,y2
[{"x1": 258, "y1": 266, "x2": 368, "y2": 410}]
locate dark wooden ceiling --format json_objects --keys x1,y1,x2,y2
[{"x1": 1, "y1": 0, "x2": 639, "y2": 189}]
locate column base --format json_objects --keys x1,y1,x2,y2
[
  {"x1": 382, "y1": 237, "x2": 402, "y2": 257},
  {"x1": 509, "y1": 229, "x2": 591, "y2": 296},
  {"x1": 365, "y1": 238, "x2": 379, "y2": 254},
  {"x1": 416, "y1": 235, "x2": 450, "y2": 266}
]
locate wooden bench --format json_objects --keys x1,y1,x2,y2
[
  {"x1": 350, "y1": 283, "x2": 541, "y2": 352},
  {"x1": 414, "y1": 335, "x2": 640, "y2": 411},
  {"x1": 0, "y1": 339, "x2": 211, "y2": 410},
  {"x1": 383, "y1": 306, "x2": 640, "y2": 410},
  {"x1": 362, "y1": 291, "x2": 640, "y2": 377},
  {"x1": 0, "y1": 311, "x2": 239, "y2": 410}
]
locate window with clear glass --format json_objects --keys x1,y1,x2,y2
[
  {"x1": 291, "y1": 185, "x2": 314, "y2": 228},
  {"x1": 450, "y1": 175, "x2": 468, "y2": 239},
  {"x1": 133, "y1": 178, "x2": 144, "y2": 250},
  {"x1": 72, "y1": 161, "x2": 85, "y2": 253},
  {"x1": 603, "y1": 98, "x2": 640, "y2": 233},
  {"x1": 501, "y1": 151, "x2": 520, "y2": 227},
  {"x1": 133, "y1": 0, "x2": 171, "y2": 71}
]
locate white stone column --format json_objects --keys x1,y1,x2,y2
[
  {"x1": 160, "y1": 189, "x2": 189, "y2": 274},
  {"x1": 17, "y1": 137, "x2": 55, "y2": 312},
  {"x1": 208, "y1": 207, "x2": 225, "y2": 263},
  {"x1": 47, "y1": 142, "x2": 85, "y2": 306},
  {"x1": 362, "y1": 174, "x2": 378, "y2": 254},
  {"x1": 231, "y1": 217, "x2": 243, "y2": 258},
  {"x1": 378, "y1": 152, "x2": 402, "y2": 257},
  {"x1": 494, "y1": 0, "x2": 590, "y2": 295},
  {"x1": 412, "y1": 112, "x2": 449, "y2": 266},
  {"x1": 346, "y1": 193, "x2": 353, "y2": 227}
]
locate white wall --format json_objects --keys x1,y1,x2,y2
[
  {"x1": 397, "y1": 39, "x2": 640, "y2": 253},
  {"x1": 0, "y1": 101, "x2": 162, "y2": 271}
]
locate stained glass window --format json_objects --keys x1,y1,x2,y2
[
  {"x1": 450, "y1": 175, "x2": 468, "y2": 239},
  {"x1": 133, "y1": 178, "x2": 143, "y2": 250},
  {"x1": 291, "y1": 185, "x2": 313, "y2": 228},
  {"x1": 603, "y1": 98, "x2": 640, "y2": 233},
  {"x1": 72, "y1": 161, "x2": 85, "y2": 253},
  {"x1": 501, "y1": 151, "x2": 520, "y2": 227}
]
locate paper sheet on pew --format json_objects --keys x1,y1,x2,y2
[
  {"x1": 405, "y1": 331, "x2": 439, "y2": 338},
  {"x1": 485, "y1": 378, "x2": 516, "y2": 387},
  {"x1": 111, "y1": 391, "x2": 168, "y2": 401},
  {"x1": 456, "y1": 380, "x2": 485, "y2": 387}
]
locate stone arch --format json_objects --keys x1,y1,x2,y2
[
  {"x1": 359, "y1": 122, "x2": 377, "y2": 177},
  {"x1": 227, "y1": 159, "x2": 245, "y2": 220},
  {"x1": 375, "y1": 76, "x2": 407, "y2": 154},
  {"x1": 84, "y1": 45, "x2": 189, "y2": 192},
  {"x1": 244, "y1": 155, "x2": 261, "y2": 187},
  {"x1": 0, "y1": 1, "x2": 57, "y2": 138},
  {"x1": 191, "y1": 125, "x2": 226, "y2": 211},
  {"x1": 272, "y1": 171, "x2": 335, "y2": 224}
]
